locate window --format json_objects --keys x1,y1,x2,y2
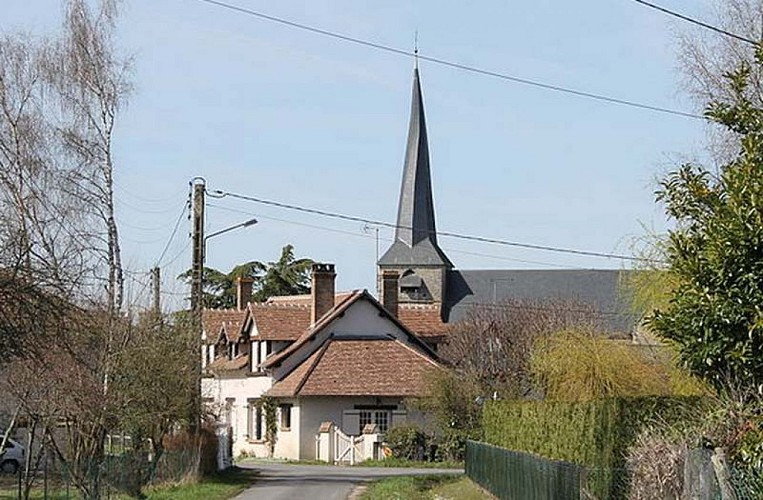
[
  {"x1": 255, "y1": 406, "x2": 263, "y2": 440},
  {"x1": 224, "y1": 398, "x2": 235, "y2": 425},
  {"x1": 359, "y1": 409, "x2": 390, "y2": 433},
  {"x1": 253, "y1": 340, "x2": 262, "y2": 372},
  {"x1": 247, "y1": 401, "x2": 263, "y2": 441},
  {"x1": 279, "y1": 404, "x2": 292, "y2": 431}
]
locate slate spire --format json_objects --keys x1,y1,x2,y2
[
  {"x1": 395, "y1": 67, "x2": 437, "y2": 247},
  {"x1": 379, "y1": 67, "x2": 452, "y2": 268}
]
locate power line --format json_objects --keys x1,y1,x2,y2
[
  {"x1": 630, "y1": 0, "x2": 758, "y2": 46},
  {"x1": 162, "y1": 240, "x2": 192, "y2": 268},
  {"x1": 195, "y1": 0, "x2": 701, "y2": 119},
  {"x1": 207, "y1": 202, "x2": 589, "y2": 269},
  {"x1": 208, "y1": 189, "x2": 661, "y2": 264},
  {"x1": 157, "y1": 200, "x2": 191, "y2": 266}
]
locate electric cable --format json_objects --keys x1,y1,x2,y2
[
  {"x1": 207, "y1": 188, "x2": 661, "y2": 264},
  {"x1": 195, "y1": 0, "x2": 701, "y2": 119},
  {"x1": 630, "y1": 0, "x2": 758, "y2": 46}
]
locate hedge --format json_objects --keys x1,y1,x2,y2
[{"x1": 482, "y1": 396, "x2": 704, "y2": 499}]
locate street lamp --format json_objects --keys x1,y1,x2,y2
[
  {"x1": 195, "y1": 217, "x2": 258, "y2": 310},
  {"x1": 205, "y1": 218, "x2": 258, "y2": 241}
]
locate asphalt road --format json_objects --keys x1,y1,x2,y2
[{"x1": 234, "y1": 462, "x2": 464, "y2": 500}]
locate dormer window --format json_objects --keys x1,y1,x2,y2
[
  {"x1": 400, "y1": 270, "x2": 423, "y2": 290},
  {"x1": 228, "y1": 342, "x2": 239, "y2": 360},
  {"x1": 400, "y1": 269, "x2": 429, "y2": 301}
]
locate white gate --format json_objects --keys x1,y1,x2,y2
[
  {"x1": 334, "y1": 427, "x2": 364, "y2": 465},
  {"x1": 216, "y1": 424, "x2": 232, "y2": 470}
]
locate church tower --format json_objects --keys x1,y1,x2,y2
[{"x1": 378, "y1": 67, "x2": 453, "y2": 305}]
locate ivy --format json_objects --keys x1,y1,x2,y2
[{"x1": 258, "y1": 396, "x2": 279, "y2": 457}]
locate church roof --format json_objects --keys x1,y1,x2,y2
[
  {"x1": 444, "y1": 269, "x2": 637, "y2": 337},
  {"x1": 379, "y1": 68, "x2": 452, "y2": 268}
]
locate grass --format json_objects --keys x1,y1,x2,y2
[
  {"x1": 138, "y1": 467, "x2": 256, "y2": 500},
  {"x1": 358, "y1": 458, "x2": 464, "y2": 469},
  {"x1": 431, "y1": 477, "x2": 496, "y2": 500},
  {"x1": 359, "y1": 475, "x2": 493, "y2": 500},
  {"x1": 0, "y1": 467, "x2": 257, "y2": 500}
]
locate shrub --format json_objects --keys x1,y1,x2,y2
[
  {"x1": 531, "y1": 330, "x2": 704, "y2": 401},
  {"x1": 432, "y1": 428, "x2": 478, "y2": 462},
  {"x1": 482, "y1": 396, "x2": 703, "y2": 499},
  {"x1": 626, "y1": 428, "x2": 687, "y2": 500},
  {"x1": 385, "y1": 425, "x2": 427, "y2": 461}
]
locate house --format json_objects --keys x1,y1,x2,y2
[
  {"x1": 376, "y1": 66, "x2": 636, "y2": 337},
  {"x1": 201, "y1": 265, "x2": 443, "y2": 461}
]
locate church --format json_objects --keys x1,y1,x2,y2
[{"x1": 377, "y1": 66, "x2": 635, "y2": 338}]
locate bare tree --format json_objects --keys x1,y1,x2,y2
[
  {"x1": 0, "y1": 2, "x2": 135, "y2": 498},
  {"x1": 50, "y1": 0, "x2": 131, "y2": 313},
  {"x1": 441, "y1": 298, "x2": 599, "y2": 399},
  {"x1": 677, "y1": 0, "x2": 763, "y2": 161}
]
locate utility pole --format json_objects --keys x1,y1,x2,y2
[
  {"x1": 191, "y1": 179, "x2": 205, "y2": 313},
  {"x1": 151, "y1": 266, "x2": 161, "y2": 314},
  {"x1": 190, "y1": 178, "x2": 205, "y2": 435}
]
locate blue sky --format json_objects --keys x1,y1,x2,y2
[{"x1": 3, "y1": 0, "x2": 714, "y2": 310}]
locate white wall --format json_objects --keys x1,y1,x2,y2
[
  {"x1": 272, "y1": 398, "x2": 300, "y2": 460},
  {"x1": 296, "y1": 397, "x2": 414, "y2": 460},
  {"x1": 201, "y1": 374, "x2": 273, "y2": 458}
]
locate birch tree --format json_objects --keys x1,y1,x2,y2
[{"x1": 51, "y1": 0, "x2": 131, "y2": 313}]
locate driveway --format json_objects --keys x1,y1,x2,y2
[{"x1": 233, "y1": 462, "x2": 464, "y2": 500}]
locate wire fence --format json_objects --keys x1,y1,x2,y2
[
  {"x1": 466, "y1": 440, "x2": 587, "y2": 500},
  {"x1": 0, "y1": 433, "x2": 215, "y2": 499}
]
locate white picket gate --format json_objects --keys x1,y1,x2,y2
[{"x1": 333, "y1": 427, "x2": 364, "y2": 465}]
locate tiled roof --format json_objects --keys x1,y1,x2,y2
[
  {"x1": 265, "y1": 292, "x2": 355, "y2": 306},
  {"x1": 267, "y1": 339, "x2": 440, "y2": 397},
  {"x1": 201, "y1": 309, "x2": 246, "y2": 344},
  {"x1": 248, "y1": 302, "x2": 311, "y2": 341},
  {"x1": 398, "y1": 304, "x2": 448, "y2": 339},
  {"x1": 201, "y1": 292, "x2": 355, "y2": 345},
  {"x1": 206, "y1": 354, "x2": 249, "y2": 372},
  {"x1": 261, "y1": 290, "x2": 365, "y2": 368}
]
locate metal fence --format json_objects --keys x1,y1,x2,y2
[
  {"x1": 466, "y1": 440, "x2": 586, "y2": 500},
  {"x1": 467, "y1": 440, "x2": 763, "y2": 500}
]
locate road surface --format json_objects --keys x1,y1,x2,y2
[{"x1": 234, "y1": 461, "x2": 464, "y2": 500}]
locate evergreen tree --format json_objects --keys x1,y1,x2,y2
[{"x1": 651, "y1": 49, "x2": 763, "y2": 392}]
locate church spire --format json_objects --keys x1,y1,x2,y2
[
  {"x1": 378, "y1": 67, "x2": 452, "y2": 269},
  {"x1": 395, "y1": 67, "x2": 437, "y2": 248}
]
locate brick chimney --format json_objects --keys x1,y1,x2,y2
[
  {"x1": 311, "y1": 263, "x2": 336, "y2": 324},
  {"x1": 236, "y1": 277, "x2": 254, "y2": 311},
  {"x1": 380, "y1": 270, "x2": 399, "y2": 318}
]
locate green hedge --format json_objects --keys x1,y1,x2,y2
[{"x1": 482, "y1": 396, "x2": 703, "y2": 499}]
